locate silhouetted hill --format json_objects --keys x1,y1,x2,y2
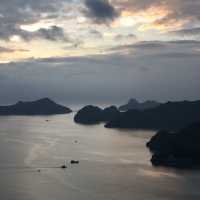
[
  {"x1": 74, "y1": 105, "x2": 103, "y2": 124},
  {"x1": 147, "y1": 122, "x2": 200, "y2": 168},
  {"x1": 0, "y1": 98, "x2": 72, "y2": 115},
  {"x1": 74, "y1": 105, "x2": 120, "y2": 125},
  {"x1": 105, "y1": 100, "x2": 200, "y2": 130},
  {"x1": 119, "y1": 98, "x2": 160, "y2": 111}
]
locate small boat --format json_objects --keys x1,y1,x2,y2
[
  {"x1": 70, "y1": 160, "x2": 79, "y2": 164},
  {"x1": 61, "y1": 160, "x2": 67, "y2": 169}
]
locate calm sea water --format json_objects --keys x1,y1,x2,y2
[{"x1": 0, "y1": 113, "x2": 200, "y2": 200}]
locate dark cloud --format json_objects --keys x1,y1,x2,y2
[
  {"x1": 0, "y1": 0, "x2": 72, "y2": 41},
  {"x1": 131, "y1": 41, "x2": 165, "y2": 49},
  {"x1": 109, "y1": 41, "x2": 165, "y2": 52},
  {"x1": 0, "y1": 0, "x2": 200, "y2": 105},
  {"x1": 154, "y1": 52, "x2": 200, "y2": 58},
  {"x1": 1, "y1": 0, "x2": 200, "y2": 41},
  {"x1": 168, "y1": 40, "x2": 200, "y2": 45},
  {"x1": 1, "y1": 39, "x2": 200, "y2": 105},
  {"x1": 84, "y1": 0, "x2": 119, "y2": 23},
  {"x1": 29, "y1": 26, "x2": 69, "y2": 41},
  {"x1": 110, "y1": 40, "x2": 200, "y2": 53},
  {"x1": 0, "y1": 24, "x2": 69, "y2": 42},
  {"x1": 170, "y1": 27, "x2": 200, "y2": 37}
]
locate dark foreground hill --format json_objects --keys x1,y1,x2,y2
[
  {"x1": 0, "y1": 98, "x2": 72, "y2": 115},
  {"x1": 105, "y1": 100, "x2": 200, "y2": 130},
  {"x1": 147, "y1": 122, "x2": 200, "y2": 168},
  {"x1": 119, "y1": 98, "x2": 160, "y2": 111},
  {"x1": 74, "y1": 105, "x2": 120, "y2": 125}
]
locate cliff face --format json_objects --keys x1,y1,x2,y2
[{"x1": 0, "y1": 98, "x2": 72, "y2": 115}]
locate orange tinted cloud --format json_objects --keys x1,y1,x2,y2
[{"x1": 112, "y1": 4, "x2": 172, "y2": 30}]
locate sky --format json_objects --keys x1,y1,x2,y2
[{"x1": 0, "y1": 0, "x2": 200, "y2": 105}]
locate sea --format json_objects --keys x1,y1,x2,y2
[{"x1": 0, "y1": 113, "x2": 200, "y2": 200}]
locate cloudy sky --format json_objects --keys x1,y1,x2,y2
[{"x1": 0, "y1": 0, "x2": 200, "y2": 105}]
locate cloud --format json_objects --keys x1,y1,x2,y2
[
  {"x1": 0, "y1": 0, "x2": 71, "y2": 41},
  {"x1": 89, "y1": 29, "x2": 103, "y2": 38},
  {"x1": 0, "y1": 24, "x2": 69, "y2": 42},
  {"x1": 168, "y1": 40, "x2": 200, "y2": 45},
  {"x1": 0, "y1": 47, "x2": 15, "y2": 53},
  {"x1": 113, "y1": 0, "x2": 200, "y2": 31},
  {"x1": 84, "y1": 0, "x2": 119, "y2": 23},
  {"x1": 1, "y1": 39, "x2": 200, "y2": 105},
  {"x1": 115, "y1": 34, "x2": 136, "y2": 40},
  {"x1": 170, "y1": 27, "x2": 200, "y2": 37},
  {"x1": 110, "y1": 40, "x2": 200, "y2": 52},
  {"x1": 114, "y1": 0, "x2": 163, "y2": 11},
  {"x1": 131, "y1": 41, "x2": 165, "y2": 49},
  {"x1": 154, "y1": 52, "x2": 200, "y2": 58},
  {"x1": 108, "y1": 39, "x2": 200, "y2": 73},
  {"x1": 0, "y1": 46, "x2": 29, "y2": 53},
  {"x1": 24, "y1": 26, "x2": 69, "y2": 41},
  {"x1": 0, "y1": 0, "x2": 200, "y2": 104},
  {"x1": 109, "y1": 41, "x2": 165, "y2": 53},
  {"x1": 1, "y1": 0, "x2": 200, "y2": 43}
]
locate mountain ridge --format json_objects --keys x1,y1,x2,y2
[
  {"x1": 106, "y1": 100, "x2": 200, "y2": 130},
  {"x1": 119, "y1": 98, "x2": 160, "y2": 111}
]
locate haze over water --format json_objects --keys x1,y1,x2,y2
[{"x1": 0, "y1": 113, "x2": 200, "y2": 200}]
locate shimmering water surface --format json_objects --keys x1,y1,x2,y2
[{"x1": 0, "y1": 114, "x2": 200, "y2": 200}]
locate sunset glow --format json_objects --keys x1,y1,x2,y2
[{"x1": 0, "y1": 0, "x2": 197, "y2": 63}]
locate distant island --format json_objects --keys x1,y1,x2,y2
[
  {"x1": 105, "y1": 100, "x2": 200, "y2": 130},
  {"x1": 147, "y1": 122, "x2": 200, "y2": 168},
  {"x1": 119, "y1": 98, "x2": 160, "y2": 111},
  {"x1": 74, "y1": 105, "x2": 120, "y2": 124},
  {"x1": 0, "y1": 98, "x2": 72, "y2": 115}
]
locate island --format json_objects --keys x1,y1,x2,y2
[
  {"x1": 105, "y1": 100, "x2": 200, "y2": 130},
  {"x1": 147, "y1": 122, "x2": 200, "y2": 168},
  {"x1": 74, "y1": 105, "x2": 120, "y2": 125},
  {"x1": 0, "y1": 98, "x2": 72, "y2": 115},
  {"x1": 119, "y1": 98, "x2": 160, "y2": 111}
]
